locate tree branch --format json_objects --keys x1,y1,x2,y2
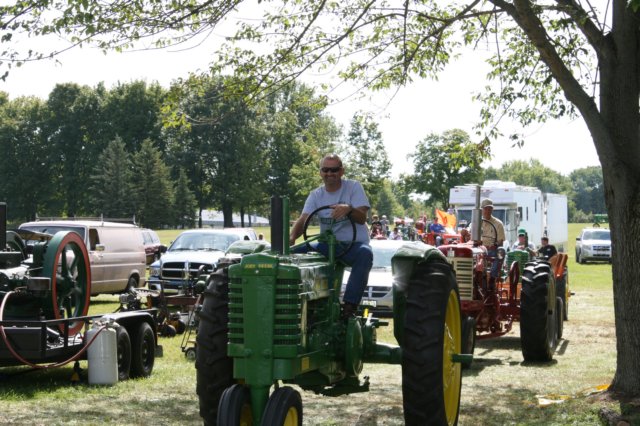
[
  {"x1": 554, "y1": 0, "x2": 609, "y2": 58},
  {"x1": 489, "y1": 0, "x2": 600, "y2": 121}
]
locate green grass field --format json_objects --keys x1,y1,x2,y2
[{"x1": 0, "y1": 223, "x2": 622, "y2": 425}]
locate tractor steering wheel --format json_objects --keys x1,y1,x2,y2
[{"x1": 302, "y1": 205, "x2": 357, "y2": 258}]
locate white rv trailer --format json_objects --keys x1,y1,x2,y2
[{"x1": 449, "y1": 180, "x2": 568, "y2": 251}]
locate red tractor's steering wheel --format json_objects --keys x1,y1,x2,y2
[{"x1": 302, "y1": 205, "x2": 357, "y2": 258}]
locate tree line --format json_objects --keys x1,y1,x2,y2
[{"x1": 1, "y1": 80, "x2": 603, "y2": 229}]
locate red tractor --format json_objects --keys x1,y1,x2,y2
[{"x1": 427, "y1": 208, "x2": 568, "y2": 364}]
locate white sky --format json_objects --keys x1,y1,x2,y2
[{"x1": 1, "y1": 31, "x2": 601, "y2": 178}]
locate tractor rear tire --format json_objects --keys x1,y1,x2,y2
[
  {"x1": 260, "y1": 386, "x2": 303, "y2": 426},
  {"x1": 520, "y1": 261, "x2": 558, "y2": 362},
  {"x1": 196, "y1": 269, "x2": 234, "y2": 426},
  {"x1": 461, "y1": 316, "x2": 476, "y2": 369},
  {"x1": 401, "y1": 261, "x2": 462, "y2": 426},
  {"x1": 556, "y1": 268, "x2": 569, "y2": 321}
]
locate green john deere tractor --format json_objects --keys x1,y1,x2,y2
[{"x1": 195, "y1": 197, "x2": 469, "y2": 425}]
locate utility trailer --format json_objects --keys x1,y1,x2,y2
[
  {"x1": 0, "y1": 202, "x2": 160, "y2": 379},
  {"x1": 449, "y1": 180, "x2": 568, "y2": 251}
]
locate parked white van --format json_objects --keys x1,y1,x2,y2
[{"x1": 19, "y1": 220, "x2": 147, "y2": 295}]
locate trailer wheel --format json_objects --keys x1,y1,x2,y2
[
  {"x1": 196, "y1": 270, "x2": 233, "y2": 425},
  {"x1": 130, "y1": 321, "x2": 155, "y2": 378},
  {"x1": 556, "y1": 297, "x2": 564, "y2": 340},
  {"x1": 260, "y1": 387, "x2": 303, "y2": 426},
  {"x1": 116, "y1": 326, "x2": 132, "y2": 381},
  {"x1": 461, "y1": 316, "x2": 476, "y2": 369},
  {"x1": 520, "y1": 262, "x2": 557, "y2": 362},
  {"x1": 217, "y1": 384, "x2": 253, "y2": 425},
  {"x1": 401, "y1": 261, "x2": 462, "y2": 426}
]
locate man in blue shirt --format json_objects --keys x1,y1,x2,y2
[{"x1": 428, "y1": 217, "x2": 446, "y2": 245}]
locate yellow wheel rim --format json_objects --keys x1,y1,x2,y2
[
  {"x1": 239, "y1": 402, "x2": 253, "y2": 426},
  {"x1": 282, "y1": 406, "x2": 299, "y2": 426},
  {"x1": 442, "y1": 289, "x2": 462, "y2": 425}
]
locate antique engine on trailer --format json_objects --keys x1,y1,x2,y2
[{"x1": 0, "y1": 202, "x2": 91, "y2": 336}]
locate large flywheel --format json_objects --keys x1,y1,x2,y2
[{"x1": 41, "y1": 231, "x2": 91, "y2": 334}]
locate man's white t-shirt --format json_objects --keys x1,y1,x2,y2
[{"x1": 302, "y1": 179, "x2": 370, "y2": 243}]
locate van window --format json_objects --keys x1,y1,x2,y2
[
  {"x1": 98, "y1": 227, "x2": 141, "y2": 252},
  {"x1": 89, "y1": 229, "x2": 100, "y2": 250}
]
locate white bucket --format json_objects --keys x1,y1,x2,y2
[{"x1": 86, "y1": 322, "x2": 118, "y2": 385}]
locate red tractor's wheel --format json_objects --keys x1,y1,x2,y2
[
  {"x1": 196, "y1": 268, "x2": 234, "y2": 425},
  {"x1": 42, "y1": 231, "x2": 91, "y2": 335},
  {"x1": 556, "y1": 297, "x2": 564, "y2": 340},
  {"x1": 460, "y1": 316, "x2": 476, "y2": 370},
  {"x1": 401, "y1": 261, "x2": 462, "y2": 426},
  {"x1": 217, "y1": 384, "x2": 253, "y2": 425},
  {"x1": 520, "y1": 261, "x2": 558, "y2": 362},
  {"x1": 260, "y1": 387, "x2": 303, "y2": 426},
  {"x1": 556, "y1": 267, "x2": 569, "y2": 321}
]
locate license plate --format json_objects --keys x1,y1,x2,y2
[{"x1": 360, "y1": 299, "x2": 377, "y2": 307}]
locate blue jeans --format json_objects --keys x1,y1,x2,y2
[
  {"x1": 294, "y1": 242, "x2": 373, "y2": 305},
  {"x1": 488, "y1": 248, "x2": 502, "y2": 279}
]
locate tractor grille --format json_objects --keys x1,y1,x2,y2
[
  {"x1": 228, "y1": 277, "x2": 302, "y2": 346},
  {"x1": 228, "y1": 276, "x2": 244, "y2": 344},
  {"x1": 161, "y1": 261, "x2": 213, "y2": 281},
  {"x1": 274, "y1": 279, "x2": 302, "y2": 345},
  {"x1": 450, "y1": 257, "x2": 473, "y2": 301}
]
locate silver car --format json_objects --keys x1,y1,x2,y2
[
  {"x1": 575, "y1": 227, "x2": 612, "y2": 264},
  {"x1": 342, "y1": 239, "x2": 413, "y2": 315},
  {"x1": 148, "y1": 228, "x2": 257, "y2": 291}
]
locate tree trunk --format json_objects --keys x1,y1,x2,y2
[
  {"x1": 222, "y1": 202, "x2": 234, "y2": 228},
  {"x1": 596, "y1": 3, "x2": 640, "y2": 395},
  {"x1": 240, "y1": 206, "x2": 245, "y2": 227}
]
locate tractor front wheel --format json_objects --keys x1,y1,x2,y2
[
  {"x1": 196, "y1": 269, "x2": 234, "y2": 425},
  {"x1": 401, "y1": 261, "x2": 462, "y2": 426},
  {"x1": 520, "y1": 261, "x2": 558, "y2": 362},
  {"x1": 260, "y1": 386, "x2": 303, "y2": 426},
  {"x1": 217, "y1": 384, "x2": 253, "y2": 425}
]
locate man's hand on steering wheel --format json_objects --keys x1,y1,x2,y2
[{"x1": 330, "y1": 203, "x2": 353, "y2": 220}]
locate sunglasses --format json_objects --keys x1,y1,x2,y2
[{"x1": 320, "y1": 166, "x2": 342, "y2": 173}]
